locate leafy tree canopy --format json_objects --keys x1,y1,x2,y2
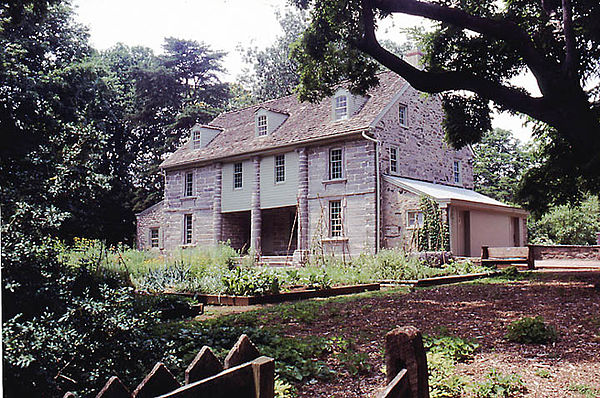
[
  {"x1": 473, "y1": 128, "x2": 533, "y2": 204},
  {"x1": 291, "y1": 0, "x2": 600, "y2": 209}
]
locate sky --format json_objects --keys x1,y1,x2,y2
[{"x1": 72, "y1": 0, "x2": 536, "y2": 142}]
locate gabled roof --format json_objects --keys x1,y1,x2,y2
[
  {"x1": 160, "y1": 71, "x2": 407, "y2": 169},
  {"x1": 383, "y1": 175, "x2": 528, "y2": 214}
]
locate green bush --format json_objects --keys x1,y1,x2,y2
[
  {"x1": 222, "y1": 267, "x2": 282, "y2": 296},
  {"x1": 506, "y1": 316, "x2": 558, "y2": 344},
  {"x1": 471, "y1": 369, "x2": 526, "y2": 397}
]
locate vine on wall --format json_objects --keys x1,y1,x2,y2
[{"x1": 416, "y1": 196, "x2": 450, "y2": 251}]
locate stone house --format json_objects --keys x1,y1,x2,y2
[{"x1": 136, "y1": 70, "x2": 527, "y2": 260}]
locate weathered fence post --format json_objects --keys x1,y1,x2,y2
[
  {"x1": 481, "y1": 246, "x2": 489, "y2": 260},
  {"x1": 527, "y1": 244, "x2": 535, "y2": 270},
  {"x1": 252, "y1": 356, "x2": 275, "y2": 398},
  {"x1": 385, "y1": 326, "x2": 429, "y2": 398}
]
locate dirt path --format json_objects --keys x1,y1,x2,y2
[{"x1": 280, "y1": 272, "x2": 600, "y2": 397}]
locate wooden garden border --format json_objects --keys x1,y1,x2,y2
[{"x1": 162, "y1": 283, "x2": 380, "y2": 306}]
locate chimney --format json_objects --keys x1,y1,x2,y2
[{"x1": 404, "y1": 50, "x2": 424, "y2": 70}]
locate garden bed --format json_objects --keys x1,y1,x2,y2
[{"x1": 164, "y1": 283, "x2": 380, "y2": 306}]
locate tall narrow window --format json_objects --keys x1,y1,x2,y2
[
  {"x1": 329, "y1": 200, "x2": 342, "y2": 237},
  {"x1": 399, "y1": 104, "x2": 407, "y2": 126},
  {"x1": 275, "y1": 154, "x2": 285, "y2": 183},
  {"x1": 185, "y1": 171, "x2": 193, "y2": 197},
  {"x1": 193, "y1": 131, "x2": 201, "y2": 149},
  {"x1": 453, "y1": 160, "x2": 462, "y2": 184},
  {"x1": 257, "y1": 115, "x2": 268, "y2": 136},
  {"x1": 233, "y1": 162, "x2": 243, "y2": 188},
  {"x1": 329, "y1": 148, "x2": 343, "y2": 180},
  {"x1": 150, "y1": 228, "x2": 159, "y2": 248},
  {"x1": 334, "y1": 95, "x2": 348, "y2": 120},
  {"x1": 389, "y1": 146, "x2": 398, "y2": 174},
  {"x1": 184, "y1": 214, "x2": 192, "y2": 245}
]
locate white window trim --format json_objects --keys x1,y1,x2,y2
[
  {"x1": 183, "y1": 214, "x2": 193, "y2": 245},
  {"x1": 329, "y1": 200, "x2": 343, "y2": 237},
  {"x1": 257, "y1": 114, "x2": 268, "y2": 136},
  {"x1": 398, "y1": 104, "x2": 408, "y2": 127},
  {"x1": 329, "y1": 147, "x2": 344, "y2": 180},
  {"x1": 406, "y1": 210, "x2": 424, "y2": 230},
  {"x1": 334, "y1": 95, "x2": 348, "y2": 120},
  {"x1": 274, "y1": 154, "x2": 285, "y2": 184},
  {"x1": 233, "y1": 162, "x2": 243, "y2": 189},
  {"x1": 192, "y1": 131, "x2": 201, "y2": 149},
  {"x1": 389, "y1": 146, "x2": 398, "y2": 175},
  {"x1": 184, "y1": 171, "x2": 194, "y2": 197},
  {"x1": 149, "y1": 227, "x2": 160, "y2": 248},
  {"x1": 453, "y1": 160, "x2": 462, "y2": 185}
]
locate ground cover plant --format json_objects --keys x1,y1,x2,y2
[
  {"x1": 505, "y1": 316, "x2": 558, "y2": 344},
  {"x1": 63, "y1": 240, "x2": 492, "y2": 296}
]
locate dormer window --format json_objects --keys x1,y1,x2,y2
[
  {"x1": 334, "y1": 95, "x2": 348, "y2": 120},
  {"x1": 257, "y1": 115, "x2": 268, "y2": 136},
  {"x1": 193, "y1": 130, "x2": 201, "y2": 149}
]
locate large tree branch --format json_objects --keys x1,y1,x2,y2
[
  {"x1": 357, "y1": 0, "x2": 556, "y2": 126},
  {"x1": 373, "y1": 0, "x2": 561, "y2": 95},
  {"x1": 561, "y1": 0, "x2": 578, "y2": 79}
]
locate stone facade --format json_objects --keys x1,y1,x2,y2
[
  {"x1": 381, "y1": 180, "x2": 421, "y2": 251},
  {"x1": 530, "y1": 245, "x2": 600, "y2": 261},
  {"x1": 373, "y1": 92, "x2": 473, "y2": 188},
  {"x1": 136, "y1": 201, "x2": 165, "y2": 250}
]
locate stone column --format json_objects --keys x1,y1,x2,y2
[
  {"x1": 294, "y1": 147, "x2": 309, "y2": 265},
  {"x1": 250, "y1": 156, "x2": 261, "y2": 255},
  {"x1": 212, "y1": 162, "x2": 222, "y2": 245}
]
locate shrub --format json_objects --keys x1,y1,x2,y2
[
  {"x1": 222, "y1": 267, "x2": 281, "y2": 296},
  {"x1": 506, "y1": 316, "x2": 558, "y2": 344},
  {"x1": 471, "y1": 369, "x2": 526, "y2": 397}
]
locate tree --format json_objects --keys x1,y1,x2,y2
[
  {"x1": 473, "y1": 128, "x2": 533, "y2": 204},
  {"x1": 291, "y1": 0, "x2": 600, "y2": 208},
  {"x1": 242, "y1": 8, "x2": 308, "y2": 101}
]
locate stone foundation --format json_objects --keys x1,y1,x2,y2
[{"x1": 530, "y1": 245, "x2": 600, "y2": 261}]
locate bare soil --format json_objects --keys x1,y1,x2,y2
[{"x1": 280, "y1": 271, "x2": 600, "y2": 397}]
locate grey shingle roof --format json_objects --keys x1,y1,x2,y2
[{"x1": 160, "y1": 71, "x2": 405, "y2": 169}]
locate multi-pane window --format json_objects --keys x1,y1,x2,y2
[
  {"x1": 407, "y1": 211, "x2": 424, "y2": 229},
  {"x1": 329, "y1": 148, "x2": 343, "y2": 180},
  {"x1": 184, "y1": 214, "x2": 193, "y2": 244},
  {"x1": 257, "y1": 115, "x2": 268, "y2": 136},
  {"x1": 453, "y1": 160, "x2": 462, "y2": 184},
  {"x1": 275, "y1": 154, "x2": 285, "y2": 183},
  {"x1": 233, "y1": 162, "x2": 243, "y2": 188},
  {"x1": 389, "y1": 146, "x2": 398, "y2": 174},
  {"x1": 150, "y1": 228, "x2": 159, "y2": 248},
  {"x1": 329, "y1": 200, "x2": 342, "y2": 237},
  {"x1": 334, "y1": 95, "x2": 348, "y2": 120},
  {"x1": 185, "y1": 171, "x2": 193, "y2": 196},
  {"x1": 193, "y1": 131, "x2": 201, "y2": 149},
  {"x1": 399, "y1": 104, "x2": 407, "y2": 126}
]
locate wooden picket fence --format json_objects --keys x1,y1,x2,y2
[
  {"x1": 63, "y1": 334, "x2": 274, "y2": 398},
  {"x1": 64, "y1": 327, "x2": 429, "y2": 398}
]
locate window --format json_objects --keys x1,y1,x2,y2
[
  {"x1": 453, "y1": 160, "x2": 462, "y2": 184},
  {"x1": 193, "y1": 130, "x2": 201, "y2": 149},
  {"x1": 389, "y1": 146, "x2": 398, "y2": 174},
  {"x1": 329, "y1": 200, "x2": 342, "y2": 237},
  {"x1": 184, "y1": 214, "x2": 193, "y2": 244},
  {"x1": 275, "y1": 154, "x2": 285, "y2": 183},
  {"x1": 407, "y1": 211, "x2": 424, "y2": 229},
  {"x1": 334, "y1": 95, "x2": 348, "y2": 120},
  {"x1": 185, "y1": 171, "x2": 193, "y2": 197},
  {"x1": 257, "y1": 114, "x2": 268, "y2": 136},
  {"x1": 233, "y1": 162, "x2": 243, "y2": 189},
  {"x1": 399, "y1": 104, "x2": 407, "y2": 126},
  {"x1": 329, "y1": 148, "x2": 343, "y2": 180},
  {"x1": 150, "y1": 228, "x2": 159, "y2": 248}
]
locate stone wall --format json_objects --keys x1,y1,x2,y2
[
  {"x1": 381, "y1": 179, "x2": 421, "y2": 251},
  {"x1": 306, "y1": 139, "x2": 377, "y2": 256},
  {"x1": 373, "y1": 89, "x2": 474, "y2": 189},
  {"x1": 531, "y1": 245, "x2": 600, "y2": 261},
  {"x1": 136, "y1": 201, "x2": 165, "y2": 250},
  {"x1": 222, "y1": 211, "x2": 250, "y2": 252},
  {"x1": 162, "y1": 163, "x2": 219, "y2": 249}
]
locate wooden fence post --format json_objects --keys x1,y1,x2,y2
[
  {"x1": 526, "y1": 244, "x2": 535, "y2": 270},
  {"x1": 385, "y1": 326, "x2": 429, "y2": 398},
  {"x1": 481, "y1": 246, "x2": 489, "y2": 260},
  {"x1": 252, "y1": 356, "x2": 275, "y2": 398}
]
